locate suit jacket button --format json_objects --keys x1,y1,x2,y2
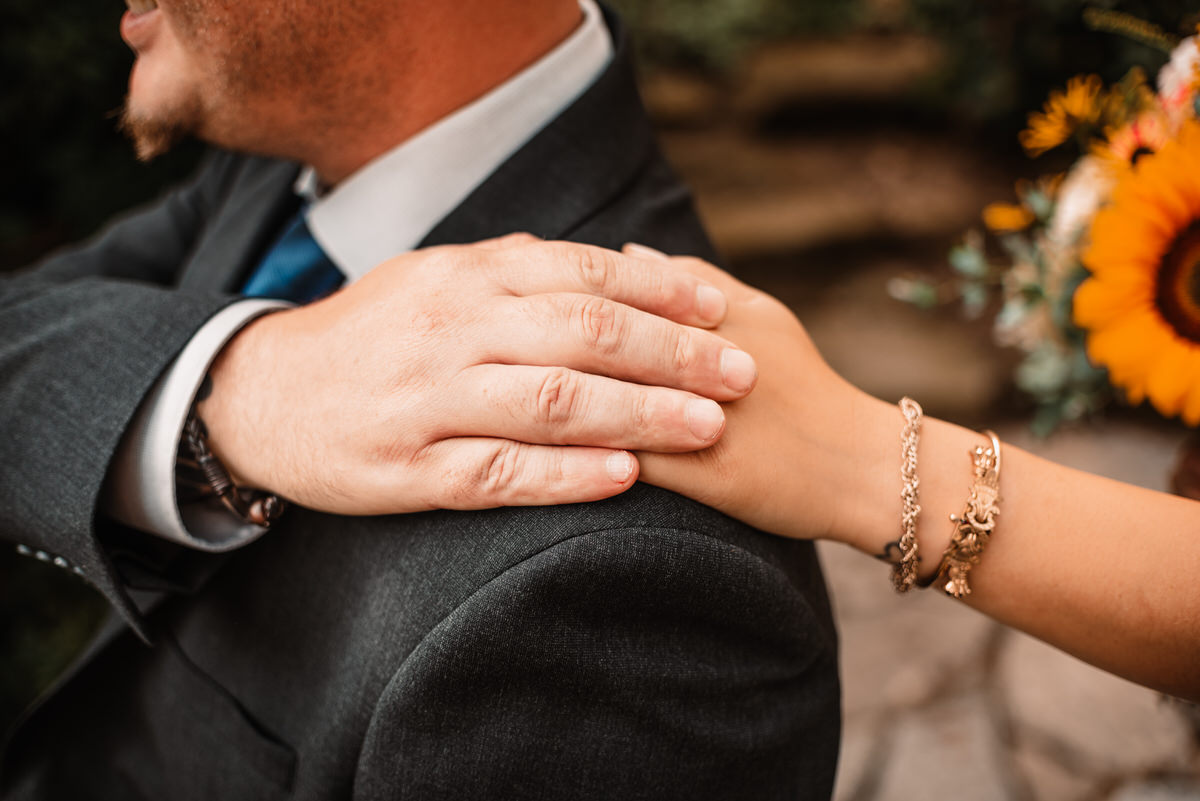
[
  {"x1": 34, "y1": 550, "x2": 51, "y2": 562},
  {"x1": 53, "y1": 556, "x2": 68, "y2": 569},
  {"x1": 15, "y1": 544, "x2": 32, "y2": 557}
]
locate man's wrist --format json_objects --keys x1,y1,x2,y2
[
  {"x1": 103, "y1": 298, "x2": 290, "y2": 546},
  {"x1": 195, "y1": 310, "x2": 283, "y2": 491},
  {"x1": 181, "y1": 410, "x2": 286, "y2": 526}
]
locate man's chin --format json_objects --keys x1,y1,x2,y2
[{"x1": 118, "y1": 101, "x2": 193, "y2": 162}]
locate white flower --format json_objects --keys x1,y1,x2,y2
[
  {"x1": 1158, "y1": 35, "x2": 1200, "y2": 117},
  {"x1": 1047, "y1": 155, "x2": 1115, "y2": 249}
]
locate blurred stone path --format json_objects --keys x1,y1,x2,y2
[
  {"x1": 649, "y1": 36, "x2": 1016, "y2": 423},
  {"x1": 647, "y1": 33, "x2": 1200, "y2": 800}
]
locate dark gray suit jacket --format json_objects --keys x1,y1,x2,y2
[{"x1": 0, "y1": 13, "x2": 840, "y2": 800}]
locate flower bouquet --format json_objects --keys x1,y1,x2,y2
[{"x1": 891, "y1": 21, "x2": 1200, "y2": 442}]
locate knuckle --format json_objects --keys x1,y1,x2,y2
[
  {"x1": 575, "y1": 247, "x2": 616, "y2": 295},
  {"x1": 575, "y1": 296, "x2": 624, "y2": 353},
  {"x1": 765, "y1": 293, "x2": 796, "y2": 321},
  {"x1": 746, "y1": 291, "x2": 795, "y2": 327},
  {"x1": 630, "y1": 390, "x2": 655, "y2": 433},
  {"x1": 536, "y1": 367, "x2": 581, "y2": 425},
  {"x1": 671, "y1": 329, "x2": 696, "y2": 373},
  {"x1": 481, "y1": 442, "x2": 525, "y2": 499}
]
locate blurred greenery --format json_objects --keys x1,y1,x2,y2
[
  {"x1": 612, "y1": 0, "x2": 1198, "y2": 140},
  {"x1": 906, "y1": 0, "x2": 1199, "y2": 129},
  {"x1": 3, "y1": 0, "x2": 1200, "y2": 740},
  {"x1": 609, "y1": 0, "x2": 869, "y2": 68}
]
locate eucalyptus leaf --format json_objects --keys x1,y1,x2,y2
[
  {"x1": 949, "y1": 244, "x2": 989, "y2": 278},
  {"x1": 1025, "y1": 189, "x2": 1055, "y2": 220},
  {"x1": 961, "y1": 282, "x2": 990, "y2": 318}
]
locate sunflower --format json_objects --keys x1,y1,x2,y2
[
  {"x1": 1020, "y1": 75, "x2": 1105, "y2": 157},
  {"x1": 1074, "y1": 121, "x2": 1200, "y2": 424}
]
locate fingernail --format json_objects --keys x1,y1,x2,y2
[
  {"x1": 720, "y1": 349, "x2": 757, "y2": 393},
  {"x1": 624, "y1": 242, "x2": 670, "y2": 261},
  {"x1": 695, "y1": 284, "x2": 727, "y2": 324},
  {"x1": 606, "y1": 451, "x2": 635, "y2": 483},
  {"x1": 686, "y1": 399, "x2": 725, "y2": 442}
]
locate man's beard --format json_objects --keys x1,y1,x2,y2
[
  {"x1": 115, "y1": 0, "x2": 358, "y2": 164},
  {"x1": 118, "y1": 94, "x2": 201, "y2": 162}
]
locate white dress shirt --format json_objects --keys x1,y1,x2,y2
[{"x1": 106, "y1": 0, "x2": 612, "y2": 550}]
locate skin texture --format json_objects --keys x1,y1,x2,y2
[
  {"x1": 116, "y1": 1, "x2": 759, "y2": 511},
  {"x1": 635, "y1": 248, "x2": 1200, "y2": 702},
  {"x1": 198, "y1": 235, "x2": 757, "y2": 512},
  {"x1": 122, "y1": 0, "x2": 583, "y2": 182}
]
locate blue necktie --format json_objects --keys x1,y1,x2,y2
[{"x1": 241, "y1": 211, "x2": 345, "y2": 303}]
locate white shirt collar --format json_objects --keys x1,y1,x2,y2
[{"x1": 297, "y1": 0, "x2": 612, "y2": 283}]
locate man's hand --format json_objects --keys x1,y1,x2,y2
[{"x1": 198, "y1": 236, "x2": 758, "y2": 514}]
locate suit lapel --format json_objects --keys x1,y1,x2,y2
[
  {"x1": 419, "y1": 9, "x2": 654, "y2": 248},
  {"x1": 178, "y1": 158, "x2": 302, "y2": 292}
]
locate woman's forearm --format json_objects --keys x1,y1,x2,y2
[
  {"x1": 840, "y1": 397, "x2": 1200, "y2": 700},
  {"x1": 635, "y1": 252, "x2": 1200, "y2": 700}
]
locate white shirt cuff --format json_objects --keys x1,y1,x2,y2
[{"x1": 104, "y1": 299, "x2": 291, "y2": 551}]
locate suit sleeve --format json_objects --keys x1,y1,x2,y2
[
  {"x1": 0, "y1": 152, "x2": 244, "y2": 628},
  {"x1": 353, "y1": 528, "x2": 841, "y2": 801}
]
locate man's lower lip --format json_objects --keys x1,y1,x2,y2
[{"x1": 120, "y1": 7, "x2": 161, "y2": 51}]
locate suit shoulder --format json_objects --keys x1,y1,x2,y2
[
  {"x1": 395, "y1": 483, "x2": 836, "y2": 641},
  {"x1": 356, "y1": 500, "x2": 842, "y2": 800}
]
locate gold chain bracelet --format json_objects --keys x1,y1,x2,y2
[
  {"x1": 924, "y1": 431, "x2": 1002, "y2": 598},
  {"x1": 892, "y1": 397, "x2": 923, "y2": 592}
]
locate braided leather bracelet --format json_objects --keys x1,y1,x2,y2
[{"x1": 183, "y1": 414, "x2": 286, "y2": 528}]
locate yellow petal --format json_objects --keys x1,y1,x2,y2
[
  {"x1": 1144, "y1": 335, "x2": 1195, "y2": 418},
  {"x1": 1073, "y1": 272, "x2": 1154, "y2": 329},
  {"x1": 1087, "y1": 312, "x2": 1162, "y2": 392},
  {"x1": 983, "y1": 203, "x2": 1036, "y2": 232}
]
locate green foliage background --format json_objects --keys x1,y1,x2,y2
[
  {"x1": 610, "y1": 0, "x2": 1198, "y2": 136},
  {"x1": 2, "y1": 0, "x2": 1197, "y2": 738}
]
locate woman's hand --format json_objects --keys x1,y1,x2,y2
[
  {"x1": 630, "y1": 248, "x2": 1200, "y2": 701},
  {"x1": 631, "y1": 247, "x2": 897, "y2": 548}
]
